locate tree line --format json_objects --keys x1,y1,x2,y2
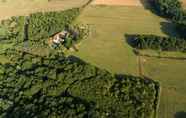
[{"x1": 127, "y1": 34, "x2": 186, "y2": 52}]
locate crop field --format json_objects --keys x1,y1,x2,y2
[{"x1": 0, "y1": 0, "x2": 89, "y2": 20}]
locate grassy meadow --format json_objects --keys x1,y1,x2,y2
[
  {"x1": 66, "y1": 5, "x2": 169, "y2": 75},
  {"x1": 143, "y1": 57, "x2": 186, "y2": 118}
]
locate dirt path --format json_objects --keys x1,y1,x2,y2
[{"x1": 91, "y1": 0, "x2": 142, "y2": 6}]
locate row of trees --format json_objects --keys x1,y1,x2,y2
[
  {"x1": 128, "y1": 34, "x2": 186, "y2": 52},
  {"x1": 0, "y1": 49, "x2": 160, "y2": 118}
]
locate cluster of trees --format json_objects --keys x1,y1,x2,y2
[
  {"x1": 0, "y1": 16, "x2": 25, "y2": 44},
  {"x1": 28, "y1": 8, "x2": 80, "y2": 41},
  {"x1": 0, "y1": 49, "x2": 160, "y2": 118},
  {"x1": 150, "y1": 0, "x2": 186, "y2": 38},
  {"x1": 128, "y1": 34, "x2": 186, "y2": 52},
  {"x1": 151, "y1": 0, "x2": 183, "y2": 20},
  {"x1": 0, "y1": 8, "x2": 87, "y2": 51}
]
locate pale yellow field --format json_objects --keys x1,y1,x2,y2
[
  {"x1": 91, "y1": 0, "x2": 142, "y2": 6},
  {"x1": 0, "y1": 0, "x2": 89, "y2": 20}
]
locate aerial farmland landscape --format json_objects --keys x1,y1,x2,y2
[{"x1": 0, "y1": 0, "x2": 186, "y2": 118}]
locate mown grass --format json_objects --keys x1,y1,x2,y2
[
  {"x1": 143, "y1": 57, "x2": 186, "y2": 118},
  {"x1": 66, "y1": 5, "x2": 169, "y2": 75}
]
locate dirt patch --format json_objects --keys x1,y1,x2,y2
[
  {"x1": 182, "y1": 0, "x2": 186, "y2": 7},
  {"x1": 91, "y1": 0, "x2": 142, "y2": 6}
]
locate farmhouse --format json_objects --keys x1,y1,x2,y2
[{"x1": 49, "y1": 31, "x2": 68, "y2": 48}]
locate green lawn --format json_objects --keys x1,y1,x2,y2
[
  {"x1": 66, "y1": 5, "x2": 169, "y2": 75},
  {"x1": 143, "y1": 57, "x2": 186, "y2": 118}
]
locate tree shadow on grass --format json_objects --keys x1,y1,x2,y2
[
  {"x1": 160, "y1": 21, "x2": 180, "y2": 38},
  {"x1": 175, "y1": 111, "x2": 186, "y2": 118},
  {"x1": 139, "y1": 0, "x2": 159, "y2": 14}
]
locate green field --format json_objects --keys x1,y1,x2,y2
[
  {"x1": 65, "y1": 5, "x2": 186, "y2": 118},
  {"x1": 66, "y1": 5, "x2": 170, "y2": 75},
  {"x1": 0, "y1": 0, "x2": 186, "y2": 117},
  {"x1": 143, "y1": 57, "x2": 186, "y2": 118}
]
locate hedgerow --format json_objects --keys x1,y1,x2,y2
[
  {"x1": 127, "y1": 34, "x2": 186, "y2": 52},
  {"x1": 0, "y1": 49, "x2": 160, "y2": 118}
]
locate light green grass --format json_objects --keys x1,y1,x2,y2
[
  {"x1": 143, "y1": 57, "x2": 186, "y2": 118},
  {"x1": 66, "y1": 5, "x2": 169, "y2": 75}
]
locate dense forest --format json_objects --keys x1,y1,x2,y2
[{"x1": 0, "y1": 49, "x2": 160, "y2": 118}]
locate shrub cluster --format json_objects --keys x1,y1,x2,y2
[
  {"x1": 128, "y1": 34, "x2": 186, "y2": 52},
  {"x1": 0, "y1": 50, "x2": 160, "y2": 118}
]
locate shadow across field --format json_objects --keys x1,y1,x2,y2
[
  {"x1": 139, "y1": 0, "x2": 158, "y2": 13},
  {"x1": 175, "y1": 111, "x2": 186, "y2": 118},
  {"x1": 160, "y1": 21, "x2": 179, "y2": 38}
]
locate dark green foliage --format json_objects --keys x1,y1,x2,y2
[
  {"x1": 128, "y1": 34, "x2": 186, "y2": 52},
  {"x1": 151, "y1": 0, "x2": 183, "y2": 20},
  {"x1": 28, "y1": 8, "x2": 80, "y2": 42},
  {"x1": 0, "y1": 50, "x2": 160, "y2": 118},
  {"x1": 150, "y1": 0, "x2": 186, "y2": 38},
  {"x1": 174, "y1": 19, "x2": 186, "y2": 38},
  {"x1": 0, "y1": 16, "x2": 25, "y2": 43}
]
